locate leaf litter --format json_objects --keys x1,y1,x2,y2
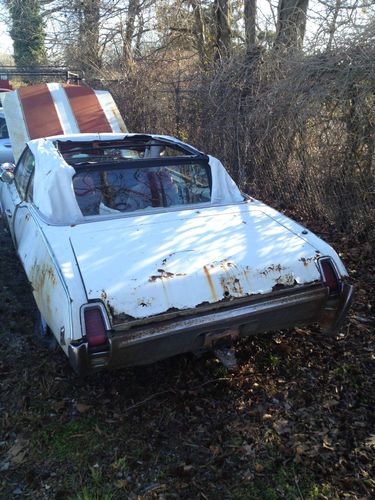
[{"x1": 0, "y1": 216, "x2": 374, "y2": 499}]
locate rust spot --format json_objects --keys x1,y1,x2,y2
[
  {"x1": 259, "y1": 264, "x2": 286, "y2": 276},
  {"x1": 138, "y1": 298, "x2": 151, "y2": 308},
  {"x1": 149, "y1": 269, "x2": 176, "y2": 282},
  {"x1": 31, "y1": 262, "x2": 57, "y2": 291},
  {"x1": 272, "y1": 279, "x2": 297, "y2": 291},
  {"x1": 25, "y1": 213, "x2": 30, "y2": 221},
  {"x1": 299, "y1": 257, "x2": 313, "y2": 267},
  {"x1": 274, "y1": 275, "x2": 297, "y2": 288},
  {"x1": 46, "y1": 267, "x2": 57, "y2": 285},
  {"x1": 219, "y1": 276, "x2": 244, "y2": 297},
  {"x1": 272, "y1": 283, "x2": 286, "y2": 291},
  {"x1": 203, "y1": 265, "x2": 218, "y2": 302},
  {"x1": 101, "y1": 289, "x2": 107, "y2": 301},
  {"x1": 29, "y1": 261, "x2": 58, "y2": 321},
  {"x1": 110, "y1": 308, "x2": 136, "y2": 324}
]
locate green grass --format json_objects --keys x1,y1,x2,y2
[
  {"x1": 31, "y1": 417, "x2": 103, "y2": 462},
  {"x1": 232, "y1": 463, "x2": 337, "y2": 500},
  {"x1": 70, "y1": 486, "x2": 118, "y2": 500}
]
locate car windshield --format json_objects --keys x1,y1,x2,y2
[{"x1": 72, "y1": 162, "x2": 212, "y2": 216}]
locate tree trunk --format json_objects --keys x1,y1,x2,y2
[
  {"x1": 244, "y1": 0, "x2": 256, "y2": 53},
  {"x1": 78, "y1": 0, "x2": 101, "y2": 73},
  {"x1": 123, "y1": 0, "x2": 140, "y2": 66},
  {"x1": 190, "y1": 0, "x2": 207, "y2": 68},
  {"x1": 214, "y1": 0, "x2": 232, "y2": 59},
  {"x1": 8, "y1": 0, "x2": 46, "y2": 67},
  {"x1": 274, "y1": 0, "x2": 309, "y2": 51},
  {"x1": 326, "y1": 0, "x2": 342, "y2": 51}
]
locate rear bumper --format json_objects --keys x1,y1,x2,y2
[{"x1": 69, "y1": 283, "x2": 353, "y2": 375}]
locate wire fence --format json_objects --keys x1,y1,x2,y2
[{"x1": 102, "y1": 34, "x2": 375, "y2": 241}]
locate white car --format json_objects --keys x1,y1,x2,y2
[
  {"x1": 0, "y1": 84, "x2": 353, "y2": 374},
  {"x1": 0, "y1": 109, "x2": 13, "y2": 163},
  {"x1": 0, "y1": 132, "x2": 353, "y2": 374}
]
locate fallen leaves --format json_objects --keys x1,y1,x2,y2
[
  {"x1": 75, "y1": 402, "x2": 92, "y2": 413},
  {"x1": 0, "y1": 219, "x2": 374, "y2": 499},
  {"x1": 272, "y1": 419, "x2": 291, "y2": 435},
  {"x1": 2, "y1": 440, "x2": 29, "y2": 468}
]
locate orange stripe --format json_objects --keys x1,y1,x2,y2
[
  {"x1": 63, "y1": 84, "x2": 112, "y2": 133},
  {"x1": 18, "y1": 84, "x2": 64, "y2": 139}
]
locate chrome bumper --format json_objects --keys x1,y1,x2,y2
[{"x1": 69, "y1": 283, "x2": 353, "y2": 375}]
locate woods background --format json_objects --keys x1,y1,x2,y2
[
  {"x1": 0, "y1": 3, "x2": 374, "y2": 499},
  {"x1": 1, "y1": 0, "x2": 374, "y2": 240}
]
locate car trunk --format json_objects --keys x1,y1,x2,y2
[{"x1": 69, "y1": 203, "x2": 323, "y2": 324}]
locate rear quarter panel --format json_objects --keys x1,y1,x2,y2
[{"x1": 14, "y1": 205, "x2": 87, "y2": 350}]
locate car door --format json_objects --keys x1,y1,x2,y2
[{"x1": 1, "y1": 147, "x2": 34, "y2": 243}]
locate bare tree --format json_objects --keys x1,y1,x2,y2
[
  {"x1": 214, "y1": 0, "x2": 232, "y2": 58},
  {"x1": 274, "y1": 0, "x2": 309, "y2": 50},
  {"x1": 78, "y1": 0, "x2": 102, "y2": 71},
  {"x1": 189, "y1": 0, "x2": 208, "y2": 67},
  {"x1": 123, "y1": 0, "x2": 140, "y2": 65},
  {"x1": 244, "y1": 0, "x2": 257, "y2": 52}
]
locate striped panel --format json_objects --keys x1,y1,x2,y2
[
  {"x1": 2, "y1": 90, "x2": 30, "y2": 162},
  {"x1": 47, "y1": 83, "x2": 80, "y2": 135},
  {"x1": 95, "y1": 90, "x2": 127, "y2": 133},
  {"x1": 18, "y1": 84, "x2": 64, "y2": 139},
  {"x1": 63, "y1": 84, "x2": 112, "y2": 133}
]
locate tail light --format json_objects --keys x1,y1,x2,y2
[
  {"x1": 319, "y1": 258, "x2": 341, "y2": 294},
  {"x1": 83, "y1": 305, "x2": 108, "y2": 347}
]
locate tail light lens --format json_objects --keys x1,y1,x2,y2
[
  {"x1": 84, "y1": 306, "x2": 108, "y2": 347},
  {"x1": 320, "y1": 258, "x2": 340, "y2": 294}
]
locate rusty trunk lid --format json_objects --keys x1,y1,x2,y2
[{"x1": 69, "y1": 204, "x2": 322, "y2": 322}]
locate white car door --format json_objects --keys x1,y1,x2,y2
[{"x1": 1, "y1": 147, "x2": 34, "y2": 242}]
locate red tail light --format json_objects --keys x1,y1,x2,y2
[
  {"x1": 84, "y1": 307, "x2": 108, "y2": 347},
  {"x1": 320, "y1": 258, "x2": 340, "y2": 294}
]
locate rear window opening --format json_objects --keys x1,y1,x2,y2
[
  {"x1": 59, "y1": 137, "x2": 212, "y2": 216},
  {"x1": 58, "y1": 136, "x2": 196, "y2": 164},
  {"x1": 72, "y1": 162, "x2": 212, "y2": 215}
]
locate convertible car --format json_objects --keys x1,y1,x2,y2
[{"x1": 0, "y1": 84, "x2": 353, "y2": 374}]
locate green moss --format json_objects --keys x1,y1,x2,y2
[
  {"x1": 232, "y1": 464, "x2": 337, "y2": 500},
  {"x1": 31, "y1": 417, "x2": 102, "y2": 462}
]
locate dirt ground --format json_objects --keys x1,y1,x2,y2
[{"x1": 0, "y1": 216, "x2": 374, "y2": 500}]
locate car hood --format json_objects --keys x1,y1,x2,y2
[{"x1": 69, "y1": 203, "x2": 323, "y2": 322}]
